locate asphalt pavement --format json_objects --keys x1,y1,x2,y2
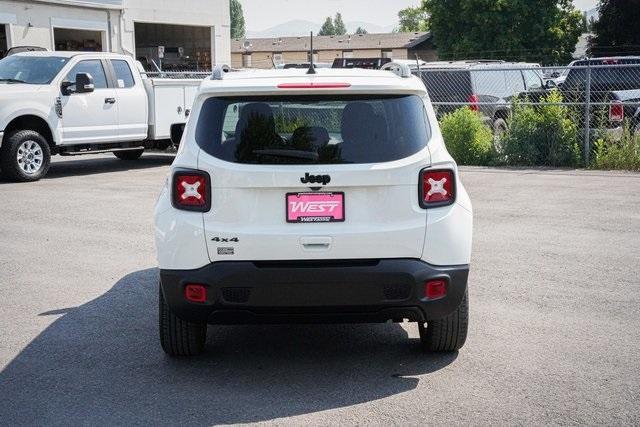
[{"x1": 0, "y1": 153, "x2": 639, "y2": 425}]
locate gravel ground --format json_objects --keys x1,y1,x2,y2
[{"x1": 0, "y1": 154, "x2": 639, "y2": 425}]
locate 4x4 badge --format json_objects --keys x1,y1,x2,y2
[
  {"x1": 212, "y1": 237, "x2": 239, "y2": 243},
  {"x1": 300, "y1": 173, "x2": 331, "y2": 185}
]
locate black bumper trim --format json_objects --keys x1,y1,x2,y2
[{"x1": 160, "y1": 259, "x2": 469, "y2": 324}]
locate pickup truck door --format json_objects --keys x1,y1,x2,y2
[
  {"x1": 59, "y1": 59, "x2": 119, "y2": 145},
  {"x1": 108, "y1": 59, "x2": 148, "y2": 141}
]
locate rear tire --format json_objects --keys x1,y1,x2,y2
[
  {"x1": 159, "y1": 284, "x2": 207, "y2": 356},
  {"x1": 0, "y1": 130, "x2": 51, "y2": 182},
  {"x1": 493, "y1": 117, "x2": 508, "y2": 138},
  {"x1": 418, "y1": 290, "x2": 469, "y2": 352},
  {"x1": 113, "y1": 148, "x2": 144, "y2": 160}
]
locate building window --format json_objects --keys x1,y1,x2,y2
[
  {"x1": 382, "y1": 49, "x2": 393, "y2": 59},
  {"x1": 342, "y1": 50, "x2": 353, "y2": 59}
]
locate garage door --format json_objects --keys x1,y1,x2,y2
[
  {"x1": 54, "y1": 28, "x2": 103, "y2": 52},
  {"x1": 134, "y1": 23, "x2": 211, "y2": 72},
  {"x1": 0, "y1": 25, "x2": 7, "y2": 58}
]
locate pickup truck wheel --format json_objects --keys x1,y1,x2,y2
[
  {"x1": 113, "y1": 148, "x2": 144, "y2": 161},
  {"x1": 0, "y1": 130, "x2": 51, "y2": 182},
  {"x1": 418, "y1": 290, "x2": 469, "y2": 352},
  {"x1": 159, "y1": 284, "x2": 207, "y2": 356}
]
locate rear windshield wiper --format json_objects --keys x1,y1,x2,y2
[
  {"x1": 0, "y1": 78, "x2": 27, "y2": 83},
  {"x1": 253, "y1": 149, "x2": 319, "y2": 161}
]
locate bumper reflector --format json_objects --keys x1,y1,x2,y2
[
  {"x1": 185, "y1": 284, "x2": 207, "y2": 303},
  {"x1": 425, "y1": 280, "x2": 447, "y2": 300}
]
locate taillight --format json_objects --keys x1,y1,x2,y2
[
  {"x1": 425, "y1": 279, "x2": 447, "y2": 300},
  {"x1": 172, "y1": 170, "x2": 211, "y2": 212},
  {"x1": 609, "y1": 101, "x2": 624, "y2": 122},
  {"x1": 420, "y1": 169, "x2": 456, "y2": 208},
  {"x1": 184, "y1": 284, "x2": 207, "y2": 303},
  {"x1": 468, "y1": 94, "x2": 480, "y2": 112}
]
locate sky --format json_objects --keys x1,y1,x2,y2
[{"x1": 241, "y1": 0, "x2": 599, "y2": 32}]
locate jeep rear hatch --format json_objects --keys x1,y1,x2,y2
[{"x1": 195, "y1": 94, "x2": 432, "y2": 261}]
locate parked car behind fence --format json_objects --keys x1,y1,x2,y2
[
  {"x1": 418, "y1": 61, "x2": 548, "y2": 137},
  {"x1": 415, "y1": 58, "x2": 640, "y2": 164}
]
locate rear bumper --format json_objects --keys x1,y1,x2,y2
[{"x1": 160, "y1": 259, "x2": 469, "y2": 324}]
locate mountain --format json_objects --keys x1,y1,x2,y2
[
  {"x1": 245, "y1": 20, "x2": 396, "y2": 39},
  {"x1": 246, "y1": 20, "x2": 320, "y2": 38},
  {"x1": 346, "y1": 22, "x2": 396, "y2": 34}
]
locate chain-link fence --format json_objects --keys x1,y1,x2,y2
[
  {"x1": 140, "y1": 59, "x2": 640, "y2": 169},
  {"x1": 412, "y1": 60, "x2": 640, "y2": 167}
]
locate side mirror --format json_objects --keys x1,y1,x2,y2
[
  {"x1": 61, "y1": 72, "x2": 94, "y2": 95},
  {"x1": 75, "y1": 73, "x2": 94, "y2": 94},
  {"x1": 545, "y1": 79, "x2": 558, "y2": 90},
  {"x1": 60, "y1": 80, "x2": 74, "y2": 95}
]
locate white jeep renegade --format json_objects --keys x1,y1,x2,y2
[{"x1": 154, "y1": 64, "x2": 473, "y2": 356}]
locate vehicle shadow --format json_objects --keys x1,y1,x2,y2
[
  {"x1": 0, "y1": 268, "x2": 457, "y2": 425},
  {"x1": 45, "y1": 153, "x2": 174, "y2": 179}
]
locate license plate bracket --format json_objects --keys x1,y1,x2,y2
[{"x1": 286, "y1": 192, "x2": 345, "y2": 223}]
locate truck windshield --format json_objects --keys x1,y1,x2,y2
[
  {"x1": 0, "y1": 55, "x2": 69, "y2": 84},
  {"x1": 195, "y1": 94, "x2": 431, "y2": 164}
]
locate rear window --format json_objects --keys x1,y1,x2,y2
[
  {"x1": 565, "y1": 59, "x2": 640, "y2": 90},
  {"x1": 421, "y1": 71, "x2": 472, "y2": 102},
  {"x1": 111, "y1": 60, "x2": 135, "y2": 88},
  {"x1": 195, "y1": 95, "x2": 430, "y2": 164}
]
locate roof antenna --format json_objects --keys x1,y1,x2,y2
[{"x1": 307, "y1": 31, "x2": 317, "y2": 75}]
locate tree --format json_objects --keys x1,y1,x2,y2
[
  {"x1": 398, "y1": 6, "x2": 429, "y2": 32},
  {"x1": 319, "y1": 17, "x2": 336, "y2": 36},
  {"x1": 355, "y1": 27, "x2": 368, "y2": 35},
  {"x1": 334, "y1": 13, "x2": 347, "y2": 35},
  {"x1": 590, "y1": 0, "x2": 640, "y2": 56},
  {"x1": 423, "y1": 0, "x2": 583, "y2": 64},
  {"x1": 230, "y1": 0, "x2": 246, "y2": 39}
]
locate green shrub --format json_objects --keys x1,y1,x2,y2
[
  {"x1": 274, "y1": 114, "x2": 307, "y2": 134},
  {"x1": 440, "y1": 107, "x2": 494, "y2": 165},
  {"x1": 501, "y1": 90, "x2": 581, "y2": 167},
  {"x1": 592, "y1": 123, "x2": 640, "y2": 171}
]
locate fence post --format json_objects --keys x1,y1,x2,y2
[{"x1": 584, "y1": 62, "x2": 592, "y2": 166}]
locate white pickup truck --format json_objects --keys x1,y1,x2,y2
[{"x1": 0, "y1": 51, "x2": 201, "y2": 181}]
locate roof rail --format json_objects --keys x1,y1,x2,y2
[
  {"x1": 211, "y1": 64, "x2": 231, "y2": 80},
  {"x1": 380, "y1": 61, "x2": 412, "y2": 78}
]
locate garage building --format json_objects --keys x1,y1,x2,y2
[{"x1": 0, "y1": 0, "x2": 230, "y2": 70}]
